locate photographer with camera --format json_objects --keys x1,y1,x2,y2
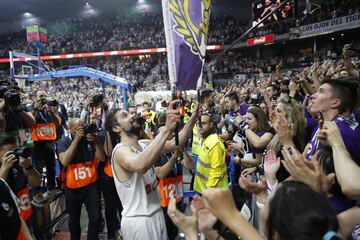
[
  {"x1": 80, "y1": 94, "x2": 122, "y2": 237},
  {"x1": 57, "y1": 118, "x2": 105, "y2": 240},
  {"x1": 0, "y1": 137, "x2": 41, "y2": 234},
  {"x1": 0, "y1": 84, "x2": 35, "y2": 133},
  {"x1": 81, "y1": 94, "x2": 106, "y2": 124},
  {"x1": 31, "y1": 90, "x2": 62, "y2": 203}
]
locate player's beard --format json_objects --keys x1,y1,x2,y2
[{"x1": 124, "y1": 117, "x2": 143, "y2": 137}]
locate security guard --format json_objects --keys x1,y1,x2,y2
[
  {"x1": 194, "y1": 114, "x2": 228, "y2": 193},
  {"x1": 57, "y1": 118, "x2": 105, "y2": 240}
]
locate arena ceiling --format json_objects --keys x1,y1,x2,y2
[{"x1": 0, "y1": 0, "x2": 250, "y2": 23}]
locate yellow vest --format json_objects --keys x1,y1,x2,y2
[
  {"x1": 194, "y1": 133, "x2": 228, "y2": 193},
  {"x1": 191, "y1": 126, "x2": 201, "y2": 156}
]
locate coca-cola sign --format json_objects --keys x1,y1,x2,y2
[{"x1": 247, "y1": 34, "x2": 274, "y2": 46}]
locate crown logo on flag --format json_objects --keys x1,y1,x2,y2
[{"x1": 169, "y1": 0, "x2": 211, "y2": 60}]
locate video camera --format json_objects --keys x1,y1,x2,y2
[{"x1": 9, "y1": 148, "x2": 32, "y2": 160}]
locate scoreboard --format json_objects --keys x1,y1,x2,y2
[
  {"x1": 252, "y1": 0, "x2": 294, "y2": 26},
  {"x1": 26, "y1": 25, "x2": 48, "y2": 43}
]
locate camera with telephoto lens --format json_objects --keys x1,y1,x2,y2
[
  {"x1": 46, "y1": 99, "x2": 59, "y2": 107},
  {"x1": 9, "y1": 148, "x2": 32, "y2": 161},
  {"x1": 91, "y1": 94, "x2": 105, "y2": 107},
  {"x1": 41, "y1": 98, "x2": 59, "y2": 107},
  {"x1": 83, "y1": 123, "x2": 98, "y2": 135},
  {"x1": 4, "y1": 89, "x2": 21, "y2": 107}
]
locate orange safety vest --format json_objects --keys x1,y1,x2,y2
[
  {"x1": 17, "y1": 187, "x2": 32, "y2": 221},
  {"x1": 16, "y1": 187, "x2": 32, "y2": 240},
  {"x1": 65, "y1": 159, "x2": 99, "y2": 189},
  {"x1": 30, "y1": 122, "x2": 57, "y2": 141},
  {"x1": 103, "y1": 160, "x2": 113, "y2": 177},
  {"x1": 158, "y1": 175, "x2": 183, "y2": 207}
]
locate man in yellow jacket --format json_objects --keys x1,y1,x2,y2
[{"x1": 194, "y1": 114, "x2": 228, "y2": 193}]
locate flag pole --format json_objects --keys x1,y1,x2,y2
[
  {"x1": 197, "y1": 89, "x2": 202, "y2": 128},
  {"x1": 172, "y1": 87, "x2": 180, "y2": 146},
  {"x1": 208, "y1": 0, "x2": 292, "y2": 67}
]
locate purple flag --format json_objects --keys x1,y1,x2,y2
[{"x1": 162, "y1": 0, "x2": 211, "y2": 90}]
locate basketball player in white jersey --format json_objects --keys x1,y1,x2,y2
[{"x1": 105, "y1": 102, "x2": 198, "y2": 240}]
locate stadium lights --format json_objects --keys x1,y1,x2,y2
[
  {"x1": 84, "y1": 2, "x2": 94, "y2": 10},
  {"x1": 23, "y1": 12, "x2": 34, "y2": 18}
]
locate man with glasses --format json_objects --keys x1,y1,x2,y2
[{"x1": 194, "y1": 114, "x2": 228, "y2": 193}]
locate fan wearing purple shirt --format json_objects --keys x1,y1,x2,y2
[
  {"x1": 239, "y1": 89, "x2": 250, "y2": 116},
  {"x1": 304, "y1": 77, "x2": 360, "y2": 165}
]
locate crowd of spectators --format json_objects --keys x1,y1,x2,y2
[
  {"x1": 314, "y1": 0, "x2": 360, "y2": 22},
  {"x1": 1, "y1": 40, "x2": 360, "y2": 239},
  {"x1": 98, "y1": 55, "x2": 169, "y2": 92},
  {"x1": 0, "y1": 4, "x2": 360, "y2": 239},
  {"x1": 0, "y1": 13, "x2": 246, "y2": 58},
  {"x1": 1, "y1": 0, "x2": 360, "y2": 58},
  {"x1": 211, "y1": 39, "x2": 360, "y2": 76}
]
